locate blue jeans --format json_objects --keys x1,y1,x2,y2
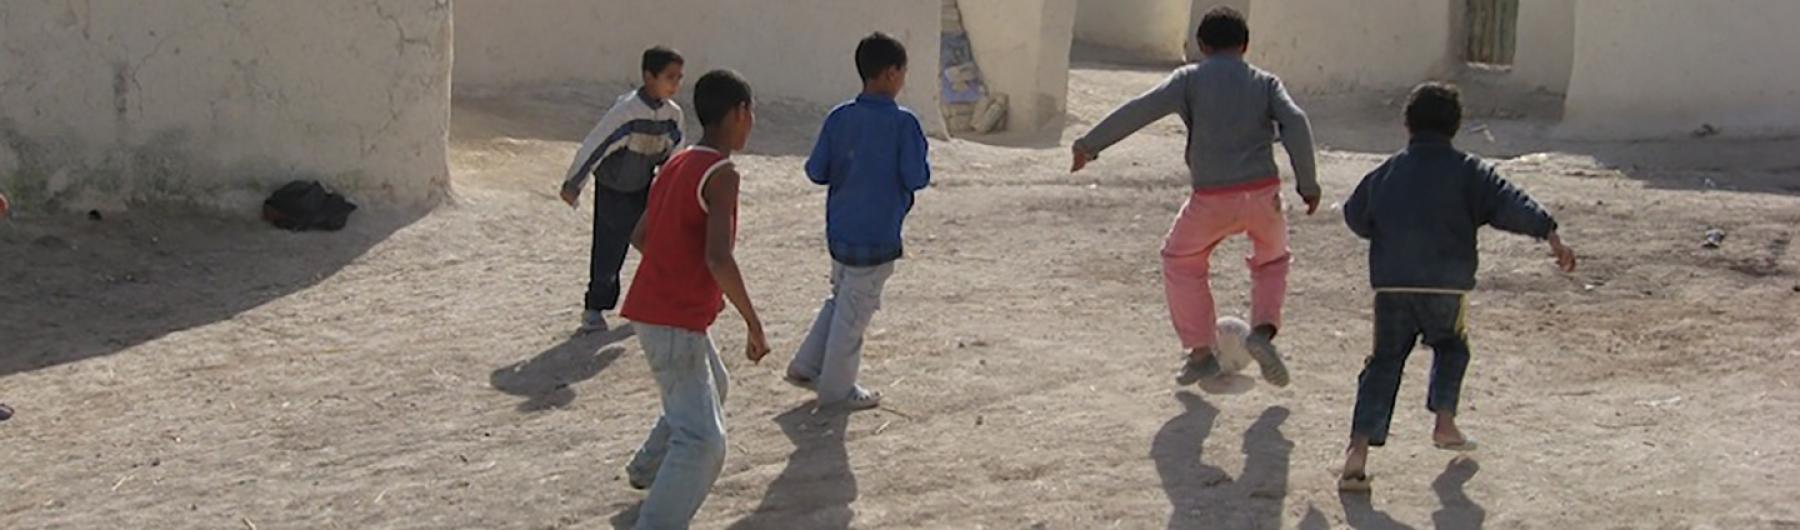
[
  {"x1": 586, "y1": 186, "x2": 648, "y2": 311},
  {"x1": 787, "y1": 260, "x2": 895, "y2": 404},
  {"x1": 1351, "y1": 292, "x2": 1470, "y2": 446},
  {"x1": 628, "y1": 323, "x2": 729, "y2": 529}
]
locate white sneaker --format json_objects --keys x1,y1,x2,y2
[
  {"x1": 580, "y1": 310, "x2": 608, "y2": 332},
  {"x1": 830, "y1": 386, "x2": 882, "y2": 411}
]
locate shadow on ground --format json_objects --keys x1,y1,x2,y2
[
  {"x1": 489, "y1": 327, "x2": 635, "y2": 411},
  {"x1": 1152, "y1": 392, "x2": 1292, "y2": 529},
  {"x1": 725, "y1": 403, "x2": 858, "y2": 530},
  {"x1": 0, "y1": 208, "x2": 423, "y2": 377}
]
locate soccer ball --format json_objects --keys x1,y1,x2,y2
[{"x1": 1214, "y1": 317, "x2": 1255, "y2": 375}]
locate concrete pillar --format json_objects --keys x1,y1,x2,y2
[{"x1": 959, "y1": 0, "x2": 1078, "y2": 132}]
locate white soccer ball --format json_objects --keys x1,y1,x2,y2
[{"x1": 1214, "y1": 317, "x2": 1255, "y2": 375}]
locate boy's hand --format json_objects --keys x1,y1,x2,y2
[
  {"x1": 745, "y1": 323, "x2": 771, "y2": 364},
  {"x1": 1301, "y1": 193, "x2": 1321, "y2": 216},
  {"x1": 0, "y1": 193, "x2": 10, "y2": 219},
  {"x1": 559, "y1": 187, "x2": 579, "y2": 208},
  {"x1": 1070, "y1": 146, "x2": 1094, "y2": 173},
  {"x1": 1548, "y1": 232, "x2": 1577, "y2": 272}
]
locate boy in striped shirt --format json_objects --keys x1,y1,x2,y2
[{"x1": 560, "y1": 46, "x2": 686, "y2": 332}]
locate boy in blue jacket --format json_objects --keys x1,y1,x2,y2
[
  {"x1": 783, "y1": 33, "x2": 930, "y2": 410},
  {"x1": 1337, "y1": 82, "x2": 1577, "y2": 491}
]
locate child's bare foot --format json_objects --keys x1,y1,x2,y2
[
  {"x1": 1175, "y1": 347, "x2": 1222, "y2": 385},
  {"x1": 1433, "y1": 412, "x2": 1478, "y2": 451},
  {"x1": 1339, "y1": 438, "x2": 1372, "y2": 492}
]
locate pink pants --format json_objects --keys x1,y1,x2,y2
[{"x1": 1161, "y1": 180, "x2": 1290, "y2": 350}]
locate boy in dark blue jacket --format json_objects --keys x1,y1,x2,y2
[
  {"x1": 1337, "y1": 83, "x2": 1577, "y2": 491},
  {"x1": 783, "y1": 33, "x2": 930, "y2": 410}
]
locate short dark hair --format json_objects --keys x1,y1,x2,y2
[
  {"x1": 694, "y1": 69, "x2": 753, "y2": 127},
  {"x1": 1196, "y1": 7, "x2": 1250, "y2": 50},
  {"x1": 642, "y1": 46, "x2": 684, "y2": 76},
  {"x1": 1405, "y1": 82, "x2": 1463, "y2": 137},
  {"x1": 855, "y1": 32, "x2": 908, "y2": 82}
]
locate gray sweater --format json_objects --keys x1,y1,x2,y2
[{"x1": 1074, "y1": 54, "x2": 1318, "y2": 198}]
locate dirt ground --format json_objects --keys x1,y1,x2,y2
[{"x1": 4, "y1": 57, "x2": 1800, "y2": 529}]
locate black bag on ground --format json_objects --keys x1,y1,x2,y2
[{"x1": 262, "y1": 180, "x2": 357, "y2": 231}]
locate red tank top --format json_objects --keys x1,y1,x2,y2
[{"x1": 621, "y1": 147, "x2": 736, "y2": 332}]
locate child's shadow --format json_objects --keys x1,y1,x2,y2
[
  {"x1": 1432, "y1": 457, "x2": 1485, "y2": 529},
  {"x1": 1337, "y1": 458, "x2": 1485, "y2": 530},
  {"x1": 1152, "y1": 392, "x2": 1292, "y2": 529},
  {"x1": 725, "y1": 403, "x2": 858, "y2": 529},
  {"x1": 489, "y1": 327, "x2": 634, "y2": 412}
]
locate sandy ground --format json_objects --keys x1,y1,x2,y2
[{"x1": 4, "y1": 56, "x2": 1800, "y2": 529}]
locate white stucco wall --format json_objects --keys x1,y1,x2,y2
[
  {"x1": 1562, "y1": 0, "x2": 1800, "y2": 139},
  {"x1": 0, "y1": 0, "x2": 451, "y2": 214},
  {"x1": 1075, "y1": 0, "x2": 1191, "y2": 63},
  {"x1": 1508, "y1": 0, "x2": 1575, "y2": 94},
  {"x1": 960, "y1": 0, "x2": 1077, "y2": 132},
  {"x1": 1248, "y1": 0, "x2": 1456, "y2": 93},
  {"x1": 453, "y1": 0, "x2": 946, "y2": 136}
]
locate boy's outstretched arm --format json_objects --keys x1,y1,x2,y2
[
  {"x1": 702, "y1": 166, "x2": 771, "y2": 363},
  {"x1": 1477, "y1": 165, "x2": 1576, "y2": 272},
  {"x1": 1270, "y1": 78, "x2": 1320, "y2": 214},
  {"x1": 1071, "y1": 70, "x2": 1190, "y2": 172}
]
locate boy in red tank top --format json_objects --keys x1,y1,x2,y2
[{"x1": 617, "y1": 70, "x2": 769, "y2": 529}]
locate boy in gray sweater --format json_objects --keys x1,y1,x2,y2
[{"x1": 1071, "y1": 7, "x2": 1319, "y2": 388}]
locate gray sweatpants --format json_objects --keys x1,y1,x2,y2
[{"x1": 787, "y1": 260, "x2": 895, "y2": 404}]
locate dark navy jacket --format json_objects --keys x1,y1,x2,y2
[{"x1": 1344, "y1": 134, "x2": 1558, "y2": 291}]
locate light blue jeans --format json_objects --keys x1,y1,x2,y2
[
  {"x1": 787, "y1": 260, "x2": 895, "y2": 404},
  {"x1": 628, "y1": 323, "x2": 730, "y2": 530}
]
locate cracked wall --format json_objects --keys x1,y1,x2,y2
[
  {"x1": 453, "y1": 0, "x2": 947, "y2": 136},
  {"x1": 0, "y1": 0, "x2": 451, "y2": 215}
]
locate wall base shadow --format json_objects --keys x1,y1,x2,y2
[{"x1": 0, "y1": 208, "x2": 422, "y2": 377}]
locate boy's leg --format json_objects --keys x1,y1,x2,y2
[
  {"x1": 1420, "y1": 294, "x2": 1472, "y2": 445},
  {"x1": 1241, "y1": 186, "x2": 1294, "y2": 386},
  {"x1": 635, "y1": 325, "x2": 728, "y2": 529},
  {"x1": 631, "y1": 329, "x2": 733, "y2": 490},
  {"x1": 815, "y1": 261, "x2": 896, "y2": 405},
  {"x1": 787, "y1": 262, "x2": 846, "y2": 382},
  {"x1": 1350, "y1": 294, "x2": 1422, "y2": 447},
  {"x1": 586, "y1": 187, "x2": 649, "y2": 313},
  {"x1": 1242, "y1": 187, "x2": 1292, "y2": 333},
  {"x1": 1161, "y1": 192, "x2": 1240, "y2": 354},
  {"x1": 626, "y1": 417, "x2": 671, "y2": 489}
]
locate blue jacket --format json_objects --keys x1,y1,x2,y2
[
  {"x1": 806, "y1": 94, "x2": 931, "y2": 266},
  {"x1": 1344, "y1": 134, "x2": 1558, "y2": 291}
]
